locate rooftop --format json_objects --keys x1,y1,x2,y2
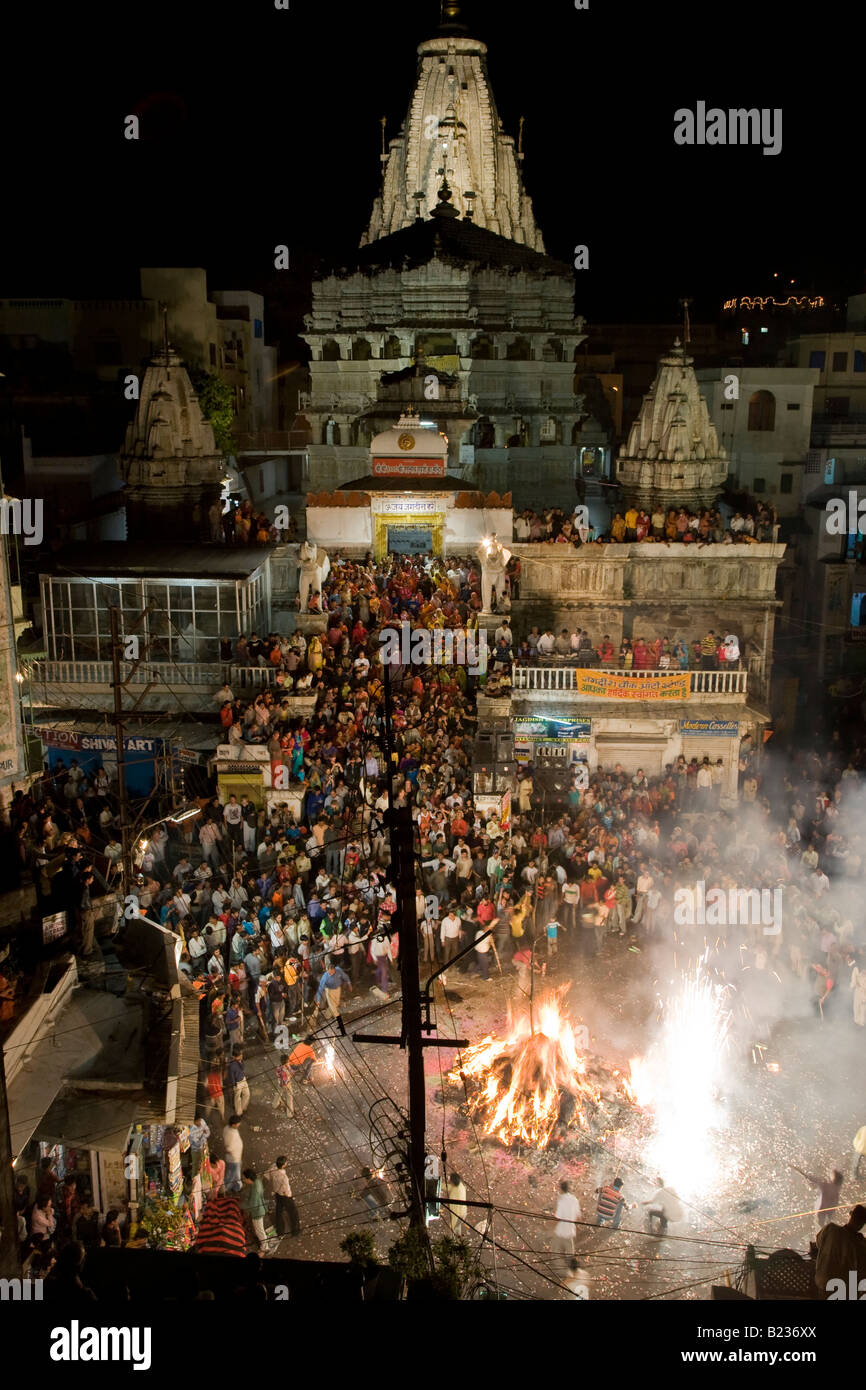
[
  {"x1": 336, "y1": 201, "x2": 571, "y2": 279},
  {"x1": 43, "y1": 542, "x2": 273, "y2": 580}
]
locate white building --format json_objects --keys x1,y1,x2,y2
[
  {"x1": 306, "y1": 412, "x2": 511, "y2": 559},
  {"x1": 695, "y1": 365, "x2": 819, "y2": 515}
]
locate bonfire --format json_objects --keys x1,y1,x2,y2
[{"x1": 448, "y1": 990, "x2": 638, "y2": 1150}]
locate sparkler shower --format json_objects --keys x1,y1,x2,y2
[{"x1": 629, "y1": 959, "x2": 733, "y2": 1200}]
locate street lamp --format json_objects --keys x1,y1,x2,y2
[{"x1": 131, "y1": 805, "x2": 201, "y2": 865}]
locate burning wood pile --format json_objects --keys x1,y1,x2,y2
[{"x1": 445, "y1": 991, "x2": 640, "y2": 1152}]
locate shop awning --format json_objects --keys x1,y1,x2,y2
[
  {"x1": 32, "y1": 1091, "x2": 141, "y2": 1154},
  {"x1": 6, "y1": 986, "x2": 142, "y2": 1160}
]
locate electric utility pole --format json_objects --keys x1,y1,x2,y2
[
  {"x1": 388, "y1": 800, "x2": 427, "y2": 1228},
  {"x1": 109, "y1": 605, "x2": 132, "y2": 893},
  {"x1": 353, "y1": 657, "x2": 470, "y2": 1238},
  {"x1": 382, "y1": 659, "x2": 427, "y2": 1228}
]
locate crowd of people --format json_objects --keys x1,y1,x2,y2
[
  {"x1": 206, "y1": 497, "x2": 298, "y2": 547},
  {"x1": 4, "y1": 529, "x2": 865, "y2": 1296},
  {"x1": 513, "y1": 626, "x2": 742, "y2": 671},
  {"x1": 514, "y1": 500, "x2": 779, "y2": 546}
]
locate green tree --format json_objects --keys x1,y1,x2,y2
[
  {"x1": 387, "y1": 1226, "x2": 478, "y2": 1300},
  {"x1": 189, "y1": 368, "x2": 236, "y2": 456}
]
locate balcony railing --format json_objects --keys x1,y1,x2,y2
[
  {"x1": 24, "y1": 660, "x2": 279, "y2": 690},
  {"x1": 512, "y1": 663, "x2": 748, "y2": 696},
  {"x1": 811, "y1": 413, "x2": 866, "y2": 445}
]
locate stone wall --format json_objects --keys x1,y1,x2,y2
[{"x1": 507, "y1": 542, "x2": 784, "y2": 688}]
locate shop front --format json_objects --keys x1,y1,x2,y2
[
  {"x1": 514, "y1": 716, "x2": 592, "y2": 771},
  {"x1": 15, "y1": 1091, "x2": 141, "y2": 1235},
  {"x1": 125, "y1": 1123, "x2": 209, "y2": 1250}
]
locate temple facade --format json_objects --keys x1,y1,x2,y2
[
  {"x1": 305, "y1": 411, "x2": 512, "y2": 560},
  {"x1": 298, "y1": 5, "x2": 586, "y2": 512}
]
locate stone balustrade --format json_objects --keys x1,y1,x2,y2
[{"x1": 512, "y1": 663, "x2": 748, "y2": 700}]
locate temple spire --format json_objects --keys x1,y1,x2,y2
[
  {"x1": 615, "y1": 342, "x2": 728, "y2": 511},
  {"x1": 360, "y1": 10, "x2": 544, "y2": 248}
]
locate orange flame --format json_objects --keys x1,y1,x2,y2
[
  {"x1": 625, "y1": 1056, "x2": 653, "y2": 1107},
  {"x1": 450, "y1": 991, "x2": 637, "y2": 1150}
]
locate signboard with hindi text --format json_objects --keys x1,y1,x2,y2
[{"x1": 575, "y1": 670, "x2": 690, "y2": 700}]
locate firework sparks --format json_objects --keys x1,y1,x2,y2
[{"x1": 629, "y1": 959, "x2": 732, "y2": 1200}]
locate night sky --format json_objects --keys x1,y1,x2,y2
[{"x1": 4, "y1": 0, "x2": 862, "y2": 344}]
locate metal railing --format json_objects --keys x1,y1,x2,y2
[
  {"x1": 23, "y1": 660, "x2": 280, "y2": 690},
  {"x1": 512, "y1": 663, "x2": 748, "y2": 695},
  {"x1": 811, "y1": 413, "x2": 866, "y2": 445}
]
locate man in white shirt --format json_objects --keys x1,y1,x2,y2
[
  {"x1": 551, "y1": 1180, "x2": 581, "y2": 1264},
  {"x1": 266, "y1": 1155, "x2": 300, "y2": 1237},
  {"x1": 204, "y1": 915, "x2": 226, "y2": 950},
  {"x1": 696, "y1": 760, "x2": 713, "y2": 807},
  {"x1": 370, "y1": 931, "x2": 395, "y2": 983},
  {"x1": 473, "y1": 924, "x2": 494, "y2": 979},
  {"x1": 812, "y1": 868, "x2": 830, "y2": 897},
  {"x1": 536, "y1": 629, "x2": 556, "y2": 657},
  {"x1": 199, "y1": 818, "x2": 223, "y2": 870},
  {"x1": 223, "y1": 794, "x2": 243, "y2": 846},
  {"x1": 643, "y1": 1181, "x2": 684, "y2": 1235},
  {"x1": 187, "y1": 929, "x2": 208, "y2": 976},
  {"x1": 440, "y1": 907, "x2": 462, "y2": 963},
  {"x1": 171, "y1": 889, "x2": 191, "y2": 921},
  {"x1": 222, "y1": 1117, "x2": 244, "y2": 1192},
  {"x1": 632, "y1": 866, "x2": 653, "y2": 926}
]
